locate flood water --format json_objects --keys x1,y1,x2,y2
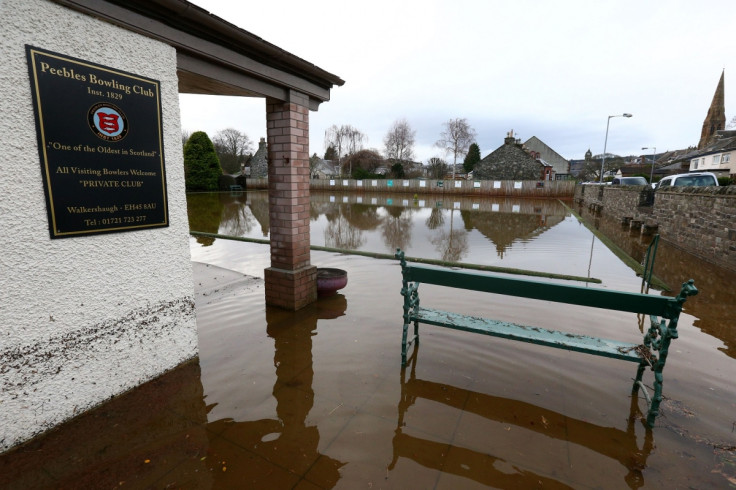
[
  {"x1": 189, "y1": 190, "x2": 633, "y2": 285},
  {"x1": 2, "y1": 190, "x2": 735, "y2": 489}
]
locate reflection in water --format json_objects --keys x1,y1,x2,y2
[
  {"x1": 186, "y1": 192, "x2": 225, "y2": 246},
  {"x1": 220, "y1": 193, "x2": 256, "y2": 237},
  {"x1": 0, "y1": 361, "x2": 214, "y2": 488},
  {"x1": 430, "y1": 210, "x2": 469, "y2": 262},
  {"x1": 462, "y1": 208, "x2": 564, "y2": 258},
  {"x1": 222, "y1": 296, "x2": 349, "y2": 487},
  {"x1": 343, "y1": 203, "x2": 383, "y2": 230},
  {"x1": 393, "y1": 347, "x2": 654, "y2": 489},
  {"x1": 381, "y1": 206, "x2": 414, "y2": 252},
  {"x1": 248, "y1": 191, "x2": 270, "y2": 237},
  {"x1": 576, "y1": 203, "x2": 736, "y2": 360},
  {"x1": 324, "y1": 212, "x2": 366, "y2": 250},
  {"x1": 425, "y1": 206, "x2": 444, "y2": 230},
  {"x1": 189, "y1": 191, "x2": 569, "y2": 265}
]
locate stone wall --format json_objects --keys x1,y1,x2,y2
[
  {"x1": 574, "y1": 184, "x2": 736, "y2": 271},
  {"x1": 654, "y1": 187, "x2": 736, "y2": 268}
]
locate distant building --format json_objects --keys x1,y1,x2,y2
[
  {"x1": 568, "y1": 148, "x2": 592, "y2": 177},
  {"x1": 689, "y1": 129, "x2": 736, "y2": 176},
  {"x1": 656, "y1": 71, "x2": 734, "y2": 179},
  {"x1": 523, "y1": 136, "x2": 571, "y2": 179},
  {"x1": 249, "y1": 137, "x2": 268, "y2": 178},
  {"x1": 474, "y1": 130, "x2": 553, "y2": 181},
  {"x1": 311, "y1": 158, "x2": 338, "y2": 179}
]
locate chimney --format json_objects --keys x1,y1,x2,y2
[{"x1": 504, "y1": 129, "x2": 516, "y2": 145}]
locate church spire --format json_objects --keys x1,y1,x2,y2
[{"x1": 698, "y1": 70, "x2": 726, "y2": 149}]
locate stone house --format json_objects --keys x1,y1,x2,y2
[
  {"x1": 249, "y1": 137, "x2": 268, "y2": 178},
  {"x1": 474, "y1": 131, "x2": 551, "y2": 181}
]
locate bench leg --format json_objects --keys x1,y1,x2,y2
[
  {"x1": 632, "y1": 362, "x2": 646, "y2": 394},
  {"x1": 646, "y1": 372, "x2": 664, "y2": 428},
  {"x1": 632, "y1": 360, "x2": 663, "y2": 428},
  {"x1": 401, "y1": 321, "x2": 409, "y2": 366},
  {"x1": 400, "y1": 320, "x2": 420, "y2": 367}
]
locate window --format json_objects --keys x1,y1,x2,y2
[
  {"x1": 713, "y1": 155, "x2": 720, "y2": 164},
  {"x1": 722, "y1": 153, "x2": 731, "y2": 164},
  {"x1": 693, "y1": 159, "x2": 699, "y2": 169}
]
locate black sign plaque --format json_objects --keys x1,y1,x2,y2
[{"x1": 26, "y1": 46, "x2": 169, "y2": 238}]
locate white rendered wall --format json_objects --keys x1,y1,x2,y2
[{"x1": 1, "y1": 0, "x2": 197, "y2": 451}]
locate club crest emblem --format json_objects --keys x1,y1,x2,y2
[{"x1": 88, "y1": 102, "x2": 128, "y2": 141}]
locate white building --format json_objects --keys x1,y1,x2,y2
[{"x1": 689, "y1": 130, "x2": 736, "y2": 176}]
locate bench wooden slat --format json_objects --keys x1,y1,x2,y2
[
  {"x1": 405, "y1": 264, "x2": 675, "y2": 318},
  {"x1": 412, "y1": 307, "x2": 643, "y2": 362}
]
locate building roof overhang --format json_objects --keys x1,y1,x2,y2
[{"x1": 51, "y1": 0, "x2": 344, "y2": 110}]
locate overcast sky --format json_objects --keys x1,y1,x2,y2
[{"x1": 179, "y1": 0, "x2": 734, "y2": 163}]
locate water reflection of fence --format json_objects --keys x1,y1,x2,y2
[
  {"x1": 390, "y1": 347, "x2": 654, "y2": 489},
  {"x1": 248, "y1": 178, "x2": 575, "y2": 197},
  {"x1": 308, "y1": 191, "x2": 570, "y2": 216}
]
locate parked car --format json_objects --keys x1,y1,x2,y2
[
  {"x1": 654, "y1": 172, "x2": 719, "y2": 190},
  {"x1": 611, "y1": 176, "x2": 648, "y2": 186}
]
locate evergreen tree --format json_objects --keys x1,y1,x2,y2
[
  {"x1": 324, "y1": 145, "x2": 337, "y2": 160},
  {"x1": 390, "y1": 162, "x2": 405, "y2": 178},
  {"x1": 183, "y1": 131, "x2": 222, "y2": 191},
  {"x1": 463, "y1": 143, "x2": 481, "y2": 173}
]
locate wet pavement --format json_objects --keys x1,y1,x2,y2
[{"x1": 2, "y1": 197, "x2": 736, "y2": 489}]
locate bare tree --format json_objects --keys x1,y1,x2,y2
[
  {"x1": 426, "y1": 157, "x2": 449, "y2": 179},
  {"x1": 181, "y1": 130, "x2": 191, "y2": 148},
  {"x1": 212, "y1": 128, "x2": 254, "y2": 174},
  {"x1": 325, "y1": 124, "x2": 366, "y2": 176},
  {"x1": 342, "y1": 149, "x2": 384, "y2": 175},
  {"x1": 324, "y1": 125, "x2": 346, "y2": 170},
  {"x1": 384, "y1": 118, "x2": 416, "y2": 164},
  {"x1": 435, "y1": 118, "x2": 477, "y2": 179},
  {"x1": 344, "y1": 126, "x2": 365, "y2": 176},
  {"x1": 578, "y1": 154, "x2": 624, "y2": 182}
]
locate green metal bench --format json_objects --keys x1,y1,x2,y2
[{"x1": 395, "y1": 249, "x2": 698, "y2": 427}]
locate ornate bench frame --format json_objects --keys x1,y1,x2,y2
[{"x1": 395, "y1": 249, "x2": 698, "y2": 427}]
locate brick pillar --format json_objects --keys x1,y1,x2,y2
[{"x1": 264, "y1": 91, "x2": 317, "y2": 310}]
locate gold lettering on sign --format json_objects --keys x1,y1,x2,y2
[{"x1": 39, "y1": 62, "x2": 87, "y2": 81}]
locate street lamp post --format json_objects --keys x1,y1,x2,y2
[
  {"x1": 599, "y1": 113, "x2": 633, "y2": 183},
  {"x1": 642, "y1": 146, "x2": 656, "y2": 184}
]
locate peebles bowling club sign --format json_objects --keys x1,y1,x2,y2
[{"x1": 26, "y1": 46, "x2": 168, "y2": 238}]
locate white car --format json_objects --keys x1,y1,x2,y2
[{"x1": 654, "y1": 172, "x2": 719, "y2": 189}]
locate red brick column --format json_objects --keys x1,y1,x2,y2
[{"x1": 264, "y1": 91, "x2": 317, "y2": 310}]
